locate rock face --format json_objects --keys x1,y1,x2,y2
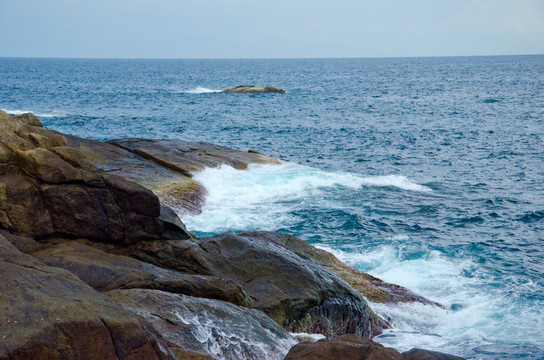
[
  {"x1": 222, "y1": 85, "x2": 285, "y2": 94},
  {"x1": 106, "y1": 289, "x2": 297, "y2": 360},
  {"x1": 239, "y1": 232, "x2": 441, "y2": 306},
  {"x1": 0, "y1": 234, "x2": 176, "y2": 360},
  {"x1": 115, "y1": 232, "x2": 386, "y2": 338},
  {"x1": 0, "y1": 110, "x2": 189, "y2": 243},
  {"x1": 284, "y1": 335, "x2": 465, "y2": 360}
]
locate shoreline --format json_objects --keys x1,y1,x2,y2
[{"x1": 0, "y1": 110, "x2": 464, "y2": 359}]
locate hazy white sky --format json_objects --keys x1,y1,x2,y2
[{"x1": 1, "y1": 0, "x2": 543, "y2": 58}]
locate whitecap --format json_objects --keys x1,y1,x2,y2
[
  {"x1": 179, "y1": 86, "x2": 222, "y2": 94},
  {"x1": 360, "y1": 175, "x2": 432, "y2": 192}
]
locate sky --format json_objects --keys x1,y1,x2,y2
[{"x1": 0, "y1": 0, "x2": 543, "y2": 59}]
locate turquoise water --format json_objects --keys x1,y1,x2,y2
[{"x1": 1, "y1": 56, "x2": 543, "y2": 359}]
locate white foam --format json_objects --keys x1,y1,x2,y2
[
  {"x1": 317, "y1": 244, "x2": 544, "y2": 355},
  {"x1": 179, "y1": 86, "x2": 221, "y2": 94},
  {"x1": 360, "y1": 175, "x2": 432, "y2": 192},
  {"x1": 290, "y1": 332, "x2": 327, "y2": 342},
  {"x1": 180, "y1": 162, "x2": 431, "y2": 233},
  {"x1": 1, "y1": 108, "x2": 68, "y2": 118}
]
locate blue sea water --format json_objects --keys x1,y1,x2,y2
[{"x1": 1, "y1": 56, "x2": 543, "y2": 359}]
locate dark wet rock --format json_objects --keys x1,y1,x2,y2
[
  {"x1": 240, "y1": 231, "x2": 442, "y2": 306},
  {"x1": 222, "y1": 85, "x2": 285, "y2": 94},
  {"x1": 0, "y1": 234, "x2": 175, "y2": 360},
  {"x1": 402, "y1": 348, "x2": 465, "y2": 360},
  {"x1": 119, "y1": 232, "x2": 386, "y2": 338},
  {"x1": 107, "y1": 289, "x2": 297, "y2": 360},
  {"x1": 284, "y1": 334, "x2": 402, "y2": 360},
  {"x1": 32, "y1": 241, "x2": 250, "y2": 307},
  {"x1": 159, "y1": 204, "x2": 194, "y2": 240},
  {"x1": 108, "y1": 138, "x2": 280, "y2": 173}
]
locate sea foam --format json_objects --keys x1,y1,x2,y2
[
  {"x1": 181, "y1": 162, "x2": 431, "y2": 234},
  {"x1": 318, "y1": 244, "x2": 544, "y2": 357}
]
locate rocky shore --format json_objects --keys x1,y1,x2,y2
[{"x1": 0, "y1": 110, "x2": 463, "y2": 359}]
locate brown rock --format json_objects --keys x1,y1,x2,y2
[
  {"x1": 222, "y1": 85, "x2": 285, "y2": 94},
  {"x1": 0, "y1": 112, "x2": 171, "y2": 243},
  {"x1": 284, "y1": 334, "x2": 402, "y2": 360},
  {"x1": 120, "y1": 233, "x2": 386, "y2": 338},
  {"x1": 0, "y1": 234, "x2": 176, "y2": 360},
  {"x1": 402, "y1": 348, "x2": 465, "y2": 360},
  {"x1": 106, "y1": 289, "x2": 296, "y2": 360},
  {"x1": 240, "y1": 232, "x2": 442, "y2": 306},
  {"x1": 33, "y1": 241, "x2": 250, "y2": 306}
]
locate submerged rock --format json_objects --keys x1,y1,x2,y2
[
  {"x1": 222, "y1": 85, "x2": 285, "y2": 94},
  {"x1": 107, "y1": 289, "x2": 297, "y2": 360}
]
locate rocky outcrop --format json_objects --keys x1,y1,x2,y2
[
  {"x1": 0, "y1": 110, "x2": 190, "y2": 243},
  {"x1": 222, "y1": 85, "x2": 285, "y2": 94},
  {"x1": 106, "y1": 289, "x2": 297, "y2": 360},
  {"x1": 0, "y1": 111, "x2": 463, "y2": 359},
  {"x1": 239, "y1": 232, "x2": 441, "y2": 306},
  {"x1": 0, "y1": 234, "x2": 176, "y2": 360},
  {"x1": 60, "y1": 135, "x2": 280, "y2": 215},
  {"x1": 112, "y1": 232, "x2": 386, "y2": 338},
  {"x1": 284, "y1": 335, "x2": 465, "y2": 360}
]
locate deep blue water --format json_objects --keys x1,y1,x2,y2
[{"x1": 1, "y1": 56, "x2": 543, "y2": 359}]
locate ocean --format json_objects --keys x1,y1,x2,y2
[{"x1": 1, "y1": 55, "x2": 543, "y2": 359}]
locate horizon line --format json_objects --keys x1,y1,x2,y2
[{"x1": 0, "y1": 53, "x2": 543, "y2": 61}]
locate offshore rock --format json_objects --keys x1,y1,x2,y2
[
  {"x1": 107, "y1": 289, "x2": 297, "y2": 360},
  {"x1": 240, "y1": 232, "x2": 442, "y2": 306},
  {"x1": 120, "y1": 232, "x2": 386, "y2": 338},
  {"x1": 222, "y1": 85, "x2": 285, "y2": 94},
  {"x1": 0, "y1": 234, "x2": 176, "y2": 360}
]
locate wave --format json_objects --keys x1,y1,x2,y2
[
  {"x1": 179, "y1": 86, "x2": 222, "y2": 94},
  {"x1": 360, "y1": 175, "x2": 432, "y2": 192},
  {"x1": 180, "y1": 162, "x2": 431, "y2": 234},
  {"x1": 1, "y1": 108, "x2": 68, "y2": 118},
  {"x1": 317, "y1": 244, "x2": 544, "y2": 357}
]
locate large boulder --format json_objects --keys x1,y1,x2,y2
[
  {"x1": 0, "y1": 110, "x2": 189, "y2": 243},
  {"x1": 107, "y1": 289, "x2": 297, "y2": 360},
  {"x1": 240, "y1": 232, "x2": 441, "y2": 306},
  {"x1": 222, "y1": 85, "x2": 285, "y2": 94},
  {"x1": 117, "y1": 232, "x2": 386, "y2": 338},
  {"x1": 0, "y1": 234, "x2": 175, "y2": 360}
]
